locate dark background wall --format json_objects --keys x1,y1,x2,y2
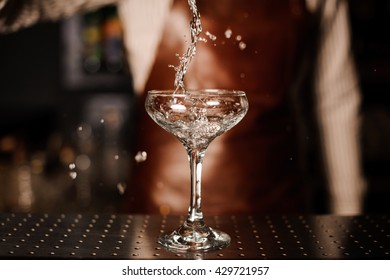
[
  {"x1": 0, "y1": 7, "x2": 135, "y2": 213},
  {"x1": 349, "y1": 0, "x2": 390, "y2": 212},
  {"x1": 0, "y1": 21, "x2": 61, "y2": 149}
]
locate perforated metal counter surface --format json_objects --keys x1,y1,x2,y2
[{"x1": 0, "y1": 213, "x2": 389, "y2": 259}]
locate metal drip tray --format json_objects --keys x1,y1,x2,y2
[{"x1": 0, "y1": 213, "x2": 389, "y2": 259}]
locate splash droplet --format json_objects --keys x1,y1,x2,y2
[
  {"x1": 225, "y1": 29, "x2": 233, "y2": 39},
  {"x1": 69, "y1": 171, "x2": 77, "y2": 180},
  {"x1": 134, "y1": 151, "x2": 147, "y2": 163},
  {"x1": 117, "y1": 182, "x2": 127, "y2": 195},
  {"x1": 205, "y1": 31, "x2": 217, "y2": 41},
  {"x1": 239, "y1": 41, "x2": 247, "y2": 50}
]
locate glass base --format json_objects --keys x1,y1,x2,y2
[{"x1": 158, "y1": 220, "x2": 230, "y2": 252}]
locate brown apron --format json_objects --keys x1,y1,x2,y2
[{"x1": 123, "y1": 0, "x2": 318, "y2": 215}]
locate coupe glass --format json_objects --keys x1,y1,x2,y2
[{"x1": 145, "y1": 89, "x2": 249, "y2": 251}]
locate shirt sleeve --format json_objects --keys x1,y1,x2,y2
[
  {"x1": 0, "y1": 0, "x2": 119, "y2": 33},
  {"x1": 314, "y1": 0, "x2": 367, "y2": 214},
  {"x1": 118, "y1": 0, "x2": 173, "y2": 94}
]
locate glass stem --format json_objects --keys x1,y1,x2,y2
[{"x1": 186, "y1": 148, "x2": 206, "y2": 224}]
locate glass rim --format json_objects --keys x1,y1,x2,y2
[{"x1": 147, "y1": 89, "x2": 246, "y2": 96}]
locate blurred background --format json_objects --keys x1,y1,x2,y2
[
  {"x1": 349, "y1": 0, "x2": 390, "y2": 213},
  {"x1": 0, "y1": 5, "x2": 135, "y2": 213},
  {"x1": 0, "y1": 0, "x2": 389, "y2": 214}
]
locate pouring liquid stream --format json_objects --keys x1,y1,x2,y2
[{"x1": 172, "y1": 0, "x2": 203, "y2": 93}]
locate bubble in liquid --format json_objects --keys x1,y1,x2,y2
[
  {"x1": 69, "y1": 163, "x2": 76, "y2": 170},
  {"x1": 134, "y1": 151, "x2": 147, "y2": 163},
  {"x1": 236, "y1": 35, "x2": 242, "y2": 41},
  {"x1": 225, "y1": 29, "x2": 233, "y2": 39},
  {"x1": 100, "y1": 119, "x2": 105, "y2": 124},
  {"x1": 114, "y1": 155, "x2": 119, "y2": 160}
]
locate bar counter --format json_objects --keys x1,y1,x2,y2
[{"x1": 0, "y1": 213, "x2": 389, "y2": 259}]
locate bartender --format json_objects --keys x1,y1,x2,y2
[{"x1": 0, "y1": 0, "x2": 366, "y2": 215}]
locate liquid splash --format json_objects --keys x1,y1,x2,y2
[
  {"x1": 117, "y1": 182, "x2": 127, "y2": 195},
  {"x1": 205, "y1": 31, "x2": 217, "y2": 41},
  {"x1": 134, "y1": 151, "x2": 148, "y2": 163},
  {"x1": 225, "y1": 28, "x2": 233, "y2": 39},
  {"x1": 239, "y1": 41, "x2": 247, "y2": 50},
  {"x1": 69, "y1": 163, "x2": 77, "y2": 179},
  {"x1": 173, "y1": 0, "x2": 203, "y2": 92}
]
